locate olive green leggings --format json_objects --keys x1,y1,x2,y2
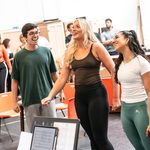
[{"x1": 121, "y1": 100, "x2": 150, "y2": 150}]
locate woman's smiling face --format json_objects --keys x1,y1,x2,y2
[
  {"x1": 113, "y1": 32, "x2": 129, "y2": 53},
  {"x1": 72, "y1": 20, "x2": 84, "y2": 41}
]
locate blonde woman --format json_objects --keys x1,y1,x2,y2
[{"x1": 42, "y1": 18, "x2": 120, "y2": 150}]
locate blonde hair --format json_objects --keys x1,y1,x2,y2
[{"x1": 64, "y1": 19, "x2": 98, "y2": 67}]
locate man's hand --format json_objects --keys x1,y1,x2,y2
[{"x1": 13, "y1": 103, "x2": 21, "y2": 113}]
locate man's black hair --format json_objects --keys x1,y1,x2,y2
[
  {"x1": 22, "y1": 23, "x2": 38, "y2": 38},
  {"x1": 105, "y1": 18, "x2": 112, "y2": 22}
]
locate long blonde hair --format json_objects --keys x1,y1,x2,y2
[{"x1": 64, "y1": 19, "x2": 98, "y2": 67}]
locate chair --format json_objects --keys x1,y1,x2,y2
[
  {"x1": 55, "y1": 100, "x2": 68, "y2": 117},
  {"x1": 0, "y1": 92, "x2": 19, "y2": 141},
  {"x1": 56, "y1": 83, "x2": 75, "y2": 117},
  {"x1": 68, "y1": 97, "x2": 77, "y2": 119},
  {"x1": 102, "y1": 78, "x2": 121, "y2": 112},
  {"x1": 60, "y1": 85, "x2": 88, "y2": 136},
  {"x1": 17, "y1": 96, "x2": 25, "y2": 131}
]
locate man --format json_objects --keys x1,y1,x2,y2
[
  {"x1": 101, "y1": 18, "x2": 118, "y2": 55},
  {"x1": 12, "y1": 23, "x2": 58, "y2": 131},
  {"x1": 65, "y1": 22, "x2": 73, "y2": 45}
]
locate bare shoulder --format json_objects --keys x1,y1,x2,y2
[
  {"x1": 92, "y1": 42, "x2": 112, "y2": 64},
  {"x1": 92, "y1": 42, "x2": 107, "y2": 54},
  {"x1": 0, "y1": 45, "x2": 6, "y2": 51},
  {"x1": 0, "y1": 45, "x2": 4, "y2": 49}
]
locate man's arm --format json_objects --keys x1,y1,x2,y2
[
  {"x1": 101, "y1": 33, "x2": 113, "y2": 46},
  {"x1": 51, "y1": 72, "x2": 59, "y2": 83},
  {"x1": 12, "y1": 79, "x2": 20, "y2": 113}
]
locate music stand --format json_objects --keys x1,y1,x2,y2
[{"x1": 31, "y1": 117, "x2": 80, "y2": 150}]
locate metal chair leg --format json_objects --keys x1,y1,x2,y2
[
  {"x1": 20, "y1": 105, "x2": 25, "y2": 131},
  {"x1": 2, "y1": 119, "x2": 13, "y2": 142},
  {"x1": 61, "y1": 110, "x2": 66, "y2": 117},
  {"x1": 0, "y1": 118, "x2": 1, "y2": 135},
  {"x1": 84, "y1": 131, "x2": 86, "y2": 136}
]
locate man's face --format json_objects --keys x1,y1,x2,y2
[
  {"x1": 26, "y1": 28, "x2": 39, "y2": 46},
  {"x1": 105, "y1": 20, "x2": 112, "y2": 28},
  {"x1": 68, "y1": 24, "x2": 73, "y2": 34}
]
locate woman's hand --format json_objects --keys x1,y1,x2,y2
[
  {"x1": 146, "y1": 125, "x2": 150, "y2": 137},
  {"x1": 112, "y1": 98, "x2": 121, "y2": 111},
  {"x1": 41, "y1": 97, "x2": 52, "y2": 105}
]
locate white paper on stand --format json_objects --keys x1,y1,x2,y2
[
  {"x1": 54, "y1": 122, "x2": 76, "y2": 150},
  {"x1": 17, "y1": 132, "x2": 32, "y2": 150}
]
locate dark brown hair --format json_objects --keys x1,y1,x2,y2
[
  {"x1": 21, "y1": 23, "x2": 38, "y2": 38},
  {"x1": 115, "y1": 30, "x2": 147, "y2": 83}
]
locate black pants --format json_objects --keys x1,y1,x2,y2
[
  {"x1": 75, "y1": 82, "x2": 114, "y2": 150},
  {"x1": 7, "y1": 56, "x2": 13, "y2": 92},
  {"x1": 7, "y1": 72, "x2": 11, "y2": 91},
  {"x1": 0, "y1": 62, "x2": 8, "y2": 93}
]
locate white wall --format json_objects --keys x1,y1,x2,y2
[
  {"x1": 58, "y1": 0, "x2": 138, "y2": 31},
  {"x1": 0, "y1": 0, "x2": 137, "y2": 29},
  {"x1": 140, "y1": 0, "x2": 150, "y2": 49},
  {"x1": 0, "y1": 0, "x2": 47, "y2": 30},
  {"x1": 1, "y1": 0, "x2": 149, "y2": 48}
]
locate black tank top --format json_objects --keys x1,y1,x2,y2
[{"x1": 71, "y1": 44, "x2": 101, "y2": 85}]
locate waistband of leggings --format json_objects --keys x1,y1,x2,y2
[{"x1": 122, "y1": 100, "x2": 147, "y2": 107}]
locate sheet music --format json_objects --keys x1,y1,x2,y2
[
  {"x1": 31, "y1": 127, "x2": 56, "y2": 150},
  {"x1": 54, "y1": 122, "x2": 76, "y2": 150}
]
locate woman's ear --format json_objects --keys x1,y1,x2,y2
[{"x1": 125, "y1": 38, "x2": 129, "y2": 45}]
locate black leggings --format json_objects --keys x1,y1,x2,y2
[
  {"x1": 0, "y1": 61, "x2": 8, "y2": 93},
  {"x1": 75, "y1": 82, "x2": 114, "y2": 150}
]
